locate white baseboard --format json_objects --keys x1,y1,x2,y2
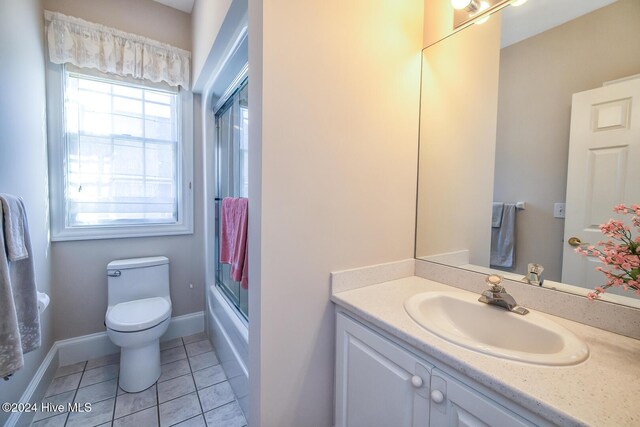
[
  {"x1": 57, "y1": 331, "x2": 119, "y2": 367},
  {"x1": 5, "y1": 344, "x2": 59, "y2": 427},
  {"x1": 58, "y1": 311, "x2": 205, "y2": 366},
  {"x1": 6, "y1": 311, "x2": 205, "y2": 427},
  {"x1": 161, "y1": 311, "x2": 205, "y2": 342}
]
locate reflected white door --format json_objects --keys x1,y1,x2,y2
[{"x1": 562, "y1": 77, "x2": 640, "y2": 291}]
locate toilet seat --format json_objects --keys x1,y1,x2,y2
[{"x1": 106, "y1": 297, "x2": 171, "y2": 332}]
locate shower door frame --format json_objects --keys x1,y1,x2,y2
[{"x1": 214, "y1": 76, "x2": 249, "y2": 322}]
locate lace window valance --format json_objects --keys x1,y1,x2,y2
[{"x1": 44, "y1": 11, "x2": 191, "y2": 88}]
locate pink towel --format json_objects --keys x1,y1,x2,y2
[{"x1": 220, "y1": 197, "x2": 248, "y2": 289}]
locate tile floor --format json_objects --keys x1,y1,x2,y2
[{"x1": 32, "y1": 332, "x2": 247, "y2": 427}]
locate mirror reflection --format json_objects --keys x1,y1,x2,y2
[{"x1": 416, "y1": 0, "x2": 640, "y2": 306}]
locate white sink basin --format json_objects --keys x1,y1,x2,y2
[{"x1": 404, "y1": 291, "x2": 589, "y2": 366}]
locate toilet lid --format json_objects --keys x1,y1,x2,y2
[{"x1": 106, "y1": 297, "x2": 171, "y2": 332}]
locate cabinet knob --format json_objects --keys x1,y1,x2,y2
[
  {"x1": 431, "y1": 389, "x2": 445, "y2": 403},
  {"x1": 411, "y1": 375, "x2": 423, "y2": 388}
]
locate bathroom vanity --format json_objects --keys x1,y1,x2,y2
[
  {"x1": 331, "y1": 269, "x2": 640, "y2": 427},
  {"x1": 333, "y1": 1, "x2": 640, "y2": 425},
  {"x1": 335, "y1": 311, "x2": 541, "y2": 426}
]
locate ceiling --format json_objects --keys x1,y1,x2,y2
[
  {"x1": 500, "y1": 0, "x2": 617, "y2": 47},
  {"x1": 151, "y1": 0, "x2": 194, "y2": 14}
]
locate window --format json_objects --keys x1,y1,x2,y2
[{"x1": 47, "y1": 66, "x2": 193, "y2": 240}]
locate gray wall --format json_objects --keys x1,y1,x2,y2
[
  {"x1": 494, "y1": 0, "x2": 640, "y2": 280},
  {"x1": 42, "y1": 0, "x2": 192, "y2": 50},
  {"x1": 0, "y1": 0, "x2": 54, "y2": 422},
  {"x1": 42, "y1": 0, "x2": 205, "y2": 340}
]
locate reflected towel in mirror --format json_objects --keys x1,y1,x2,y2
[
  {"x1": 492, "y1": 202, "x2": 504, "y2": 228},
  {"x1": 490, "y1": 203, "x2": 516, "y2": 268}
]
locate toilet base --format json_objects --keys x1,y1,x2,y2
[
  {"x1": 107, "y1": 317, "x2": 170, "y2": 393},
  {"x1": 118, "y1": 340, "x2": 161, "y2": 392}
]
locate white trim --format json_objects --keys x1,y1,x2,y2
[
  {"x1": 46, "y1": 64, "x2": 194, "y2": 241},
  {"x1": 161, "y1": 311, "x2": 205, "y2": 342},
  {"x1": 65, "y1": 63, "x2": 178, "y2": 92},
  {"x1": 57, "y1": 332, "x2": 119, "y2": 367},
  {"x1": 603, "y1": 73, "x2": 640, "y2": 86},
  {"x1": 192, "y1": 0, "x2": 248, "y2": 92},
  {"x1": 58, "y1": 311, "x2": 204, "y2": 365},
  {"x1": 196, "y1": 1, "x2": 249, "y2": 417},
  {"x1": 212, "y1": 54, "x2": 248, "y2": 114},
  {"x1": 4, "y1": 345, "x2": 59, "y2": 427}
]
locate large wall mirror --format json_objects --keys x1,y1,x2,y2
[{"x1": 416, "y1": 0, "x2": 640, "y2": 307}]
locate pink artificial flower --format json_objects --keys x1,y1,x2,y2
[
  {"x1": 584, "y1": 204, "x2": 640, "y2": 300},
  {"x1": 614, "y1": 204, "x2": 627, "y2": 213}
]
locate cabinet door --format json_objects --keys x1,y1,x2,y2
[
  {"x1": 336, "y1": 313, "x2": 431, "y2": 427},
  {"x1": 429, "y1": 369, "x2": 532, "y2": 427}
]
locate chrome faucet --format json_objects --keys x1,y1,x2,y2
[
  {"x1": 522, "y1": 263, "x2": 544, "y2": 286},
  {"x1": 479, "y1": 274, "x2": 529, "y2": 315}
]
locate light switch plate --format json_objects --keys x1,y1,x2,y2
[{"x1": 554, "y1": 203, "x2": 566, "y2": 218}]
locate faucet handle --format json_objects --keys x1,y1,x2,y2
[
  {"x1": 527, "y1": 263, "x2": 544, "y2": 275},
  {"x1": 485, "y1": 274, "x2": 504, "y2": 292}
]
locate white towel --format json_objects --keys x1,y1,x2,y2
[
  {"x1": 0, "y1": 194, "x2": 28, "y2": 261},
  {"x1": 0, "y1": 195, "x2": 41, "y2": 379},
  {"x1": 491, "y1": 202, "x2": 504, "y2": 228},
  {"x1": 490, "y1": 204, "x2": 516, "y2": 268}
]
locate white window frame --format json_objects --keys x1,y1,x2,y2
[{"x1": 46, "y1": 63, "x2": 194, "y2": 241}]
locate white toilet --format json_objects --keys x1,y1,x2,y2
[{"x1": 105, "y1": 256, "x2": 172, "y2": 392}]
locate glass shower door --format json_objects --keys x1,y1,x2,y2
[{"x1": 215, "y1": 80, "x2": 248, "y2": 320}]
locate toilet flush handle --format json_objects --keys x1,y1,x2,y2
[{"x1": 107, "y1": 270, "x2": 121, "y2": 277}]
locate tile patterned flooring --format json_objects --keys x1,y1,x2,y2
[{"x1": 32, "y1": 332, "x2": 247, "y2": 427}]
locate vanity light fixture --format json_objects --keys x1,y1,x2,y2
[
  {"x1": 452, "y1": 0, "x2": 507, "y2": 29},
  {"x1": 451, "y1": 0, "x2": 480, "y2": 12},
  {"x1": 451, "y1": 0, "x2": 510, "y2": 29},
  {"x1": 510, "y1": 0, "x2": 528, "y2": 6},
  {"x1": 474, "y1": 1, "x2": 491, "y2": 25}
]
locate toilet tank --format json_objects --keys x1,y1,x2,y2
[{"x1": 107, "y1": 256, "x2": 170, "y2": 306}]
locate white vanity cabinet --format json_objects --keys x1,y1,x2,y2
[
  {"x1": 429, "y1": 369, "x2": 532, "y2": 426},
  {"x1": 336, "y1": 312, "x2": 536, "y2": 427},
  {"x1": 336, "y1": 312, "x2": 432, "y2": 427}
]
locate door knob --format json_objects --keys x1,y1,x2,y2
[
  {"x1": 411, "y1": 375, "x2": 423, "y2": 388},
  {"x1": 568, "y1": 237, "x2": 582, "y2": 247},
  {"x1": 431, "y1": 389, "x2": 445, "y2": 403}
]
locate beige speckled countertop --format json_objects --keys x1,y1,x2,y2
[{"x1": 331, "y1": 276, "x2": 640, "y2": 427}]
